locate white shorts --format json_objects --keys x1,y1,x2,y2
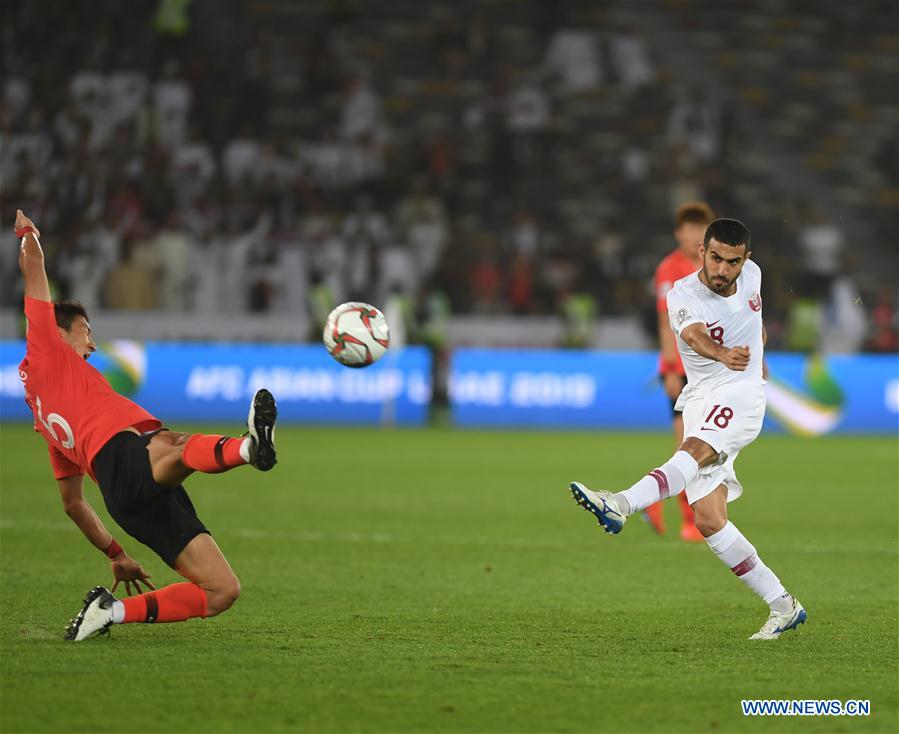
[{"x1": 679, "y1": 382, "x2": 766, "y2": 505}]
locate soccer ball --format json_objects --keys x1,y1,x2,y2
[{"x1": 323, "y1": 302, "x2": 390, "y2": 368}]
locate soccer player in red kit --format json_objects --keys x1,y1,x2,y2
[
  {"x1": 645, "y1": 202, "x2": 714, "y2": 542},
  {"x1": 13, "y1": 210, "x2": 278, "y2": 641}
]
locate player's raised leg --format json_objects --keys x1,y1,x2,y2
[
  {"x1": 65, "y1": 534, "x2": 239, "y2": 641},
  {"x1": 693, "y1": 485, "x2": 806, "y2": 640},
  {"x1": 570, "y1": 436, "x2": 714, "y2": 534},
  {"x1": 570, "y1": 482, "x2": 628, "y2": 534},
  {"x1": 641, "y1": 410, "x2": 703, "y2": 541},
  {"x1": 148, "y1": 388, "x2": 278, "y2": 486}
]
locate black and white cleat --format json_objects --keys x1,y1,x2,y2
[
  {"x1": 247, "y1": 388, "x2": 278, "y2": 471},
  {"x1": 64, "y1": 586, "x2": 115, "y2": 641}
]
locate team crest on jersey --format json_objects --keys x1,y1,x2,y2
[{"x1": 748, "y1": 293, "x2": 762, "y2": 312}]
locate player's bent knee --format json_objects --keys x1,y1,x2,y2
[
  {"x1": 693, "y1": 512, "x2": 726, "y2": 538},
  {"x1": 205, "y1": 576, "x2": 241, "y2": 617}
]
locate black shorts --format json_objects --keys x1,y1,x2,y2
[{"x1": 94, "y1": 431, "x2": 209, "y2": 568}]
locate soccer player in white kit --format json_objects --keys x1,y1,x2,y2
[{"x1": 569, "y1": 219, "x2": 806, "y2": 640}]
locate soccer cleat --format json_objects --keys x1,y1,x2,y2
[
  {"x1": 246, "y1": 388, "x2": 278, "y2": 471},
  {"x1": 569, "y1": 482, "x2": 627, "y2": 534},
  {"x1": 64, "y1": 586, "x2": 115, "y2": 641},
  {"x1": 749, "y1": 597, "x2": 807, "y2": 640}
]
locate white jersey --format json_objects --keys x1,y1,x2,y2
[{"x1": 667, "y1": 258, "x2": 765, "y2": 394}]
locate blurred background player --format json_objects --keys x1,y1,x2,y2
[
  {"x1": 644, "y1": 201, "x2": 715, "y2": 542},
  {"x1": 570, "y1": 219, "x2": 806, "y2": 640},
  {"x1": 13, "y1": 210, "x2": 278, "y2": 641}
]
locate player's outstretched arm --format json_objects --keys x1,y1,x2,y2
[
  {"x1": 15, "y1": 209, "x2": 51, "y2": 302},
  {"x1": 680, "y1": 322, "x2": 750, "y2": 371},
  {"x1": 58, "y1": 475, "x2": 117, "y2": 552},
  {"x1": 58, "y1": 475, "x2": 155, "y2": 595}
]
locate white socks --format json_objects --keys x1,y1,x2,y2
[
  {"x1": 608, "y1": 453, "x2": 793, "y2": 614},
  {"x1": 239, "y1": 437, "x2": 252, "y2": 463},
  {"x1": 111, "y1": 600, "x2": 126, "y2": 624},
  {"x1": 705, "y1": 521, "x2": 787, "y2": 609},
  {"x1": 614, "y1": 450, "x2": 700, "y2": 515}
]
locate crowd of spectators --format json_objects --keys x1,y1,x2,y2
[{"x1": 2, "y1": 0, "x2": 896, "y2": 352}]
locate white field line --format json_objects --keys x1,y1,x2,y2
[{"x1": 1, "y1": 518, "x2": 896, "y2": 557}]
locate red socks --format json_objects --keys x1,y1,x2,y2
[
  {"x1": 643, "y1": 496, "x2": 698, "y2": 535},
  {"x1": 182, "y1": 434, "x2": 247, "y2": 474},
  {"x1": 643, "y1": 501, "x2": 666, "y2": 534},
  {"x1": 679, "y1": 493, "x2": 696, "y2": 524},
  {"x1": 121, "y1": 582, "x2": 208, "y2": 623}
]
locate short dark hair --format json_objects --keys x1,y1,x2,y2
[
  {"x1": 53, "y1": 300, "x2": 90, "y2": 331},
  {"x1": 704, "y1": 218, "x2": 751, "y2": 249},
  {"x1": 675, "y1": 201, "x2": 715, "y2": 228}
]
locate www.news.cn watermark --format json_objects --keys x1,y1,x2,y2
[{"x1": 742, "y1": 700, "x2": 871, "y2": 717}]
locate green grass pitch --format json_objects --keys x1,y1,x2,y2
[{"x1": 1, "y1": 424, "x2": 896, "y2": 733}]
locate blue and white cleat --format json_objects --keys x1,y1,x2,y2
[
  {"x1": 569, "y1": 482, "x2": 627, "y2": 535},
  {"x1": 749, "y1": 597, "x2": 807, "y2": 640}
]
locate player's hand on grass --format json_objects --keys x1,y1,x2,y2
[
  {"x1": 14, "y1": 209, "x2": 40, "y2": 239},
  {"x1": 720, "y1": 345, "x2": 750, "y2": 371},
  {"x1": 110, "y1": 553, "x2": 155, "y2": 596}
]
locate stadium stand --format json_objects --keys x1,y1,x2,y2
[{"x1": 2, "y1": 0, "x2": 896, "y2": 351}]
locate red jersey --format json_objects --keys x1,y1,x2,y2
[
  {"x1": 18, "y1": 297, "x2": 161, "y2": 480},
  {"x1": 654, "y1": 249, "x2": 700, "y2": 376}
]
